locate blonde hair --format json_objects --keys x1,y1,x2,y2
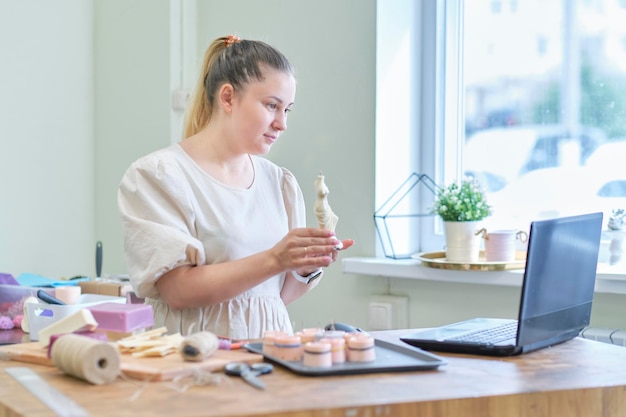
[{"x1": 183, "y1": 36, "x2": 295, "y2": 139}]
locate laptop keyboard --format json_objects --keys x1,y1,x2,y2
[{"x1": 447, "y1": 321, "x2": 518, "y2": 344}]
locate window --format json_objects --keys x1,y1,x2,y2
[
  {"x1": 376, "y1": 0, "x2": 626, "y2": 264},
  {"x1": 464, "y1": 0, "x2": 626, "y2": 234}
]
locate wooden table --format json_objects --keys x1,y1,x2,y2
[{"x1": 1, "y1": 329, "x2": 626, "y2": 417}]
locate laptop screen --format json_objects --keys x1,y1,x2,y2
[{"x1": 516, "y1": 212, "x2": 602, "y2": 348}]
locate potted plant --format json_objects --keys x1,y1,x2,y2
[{"x1": 431, "y1": 178, "x2": 492, "y2": 262}]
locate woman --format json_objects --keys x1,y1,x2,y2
[{"x1": 118, "y1": 35, "x2": 353, "y2": 339}]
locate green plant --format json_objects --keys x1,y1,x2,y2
[{"x1": 431, "y1": 179, "x2": 492, "y2": 222}]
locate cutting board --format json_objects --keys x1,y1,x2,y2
[{"x1": 0, "y1": 342, "x2": 263, "y2": 382}]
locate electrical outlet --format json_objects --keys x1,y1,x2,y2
[
  {"x1": 171, "y1": 88, "x2": 190, "y2": 111},
  {"x1": 368, "y1": 295, "x2": 409, "y2": 330},
  {"x1": 369, "y1": 301, "x2": 393, "y2": 330}
]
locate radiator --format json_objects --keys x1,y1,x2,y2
[{"x1": 580, "y1": 327, "x2": 626, "y2": 346}]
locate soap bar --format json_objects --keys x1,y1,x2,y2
[
  {"x1": 38, "y1": 309, "x2": 98, "y2": 347},
  {"x1": 0, "y1": 272, "x2": 18, "y2": 285},
  {"x1": 87, "y1": 302, "x2": 153, "y2": 333}
]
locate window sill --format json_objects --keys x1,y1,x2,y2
[{"x1": 342, "y1": 257, "x2": 626, "y2": 295}]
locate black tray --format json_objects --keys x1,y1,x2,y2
[{"x1": 243, "y1": 339, "x2": 446, "y2": 376}]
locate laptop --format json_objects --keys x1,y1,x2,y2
[{"x1": 401, "y1": 212, "x2": 603, "y2": 356}]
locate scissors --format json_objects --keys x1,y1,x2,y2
[{"x1": 224, "y1": 362, "x2": 274, "y2": 390}]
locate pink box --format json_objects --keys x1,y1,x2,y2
[
  {"x1": 47, "y1": 331, "x2": 108, "y2": 358},
  {"x1": 87, "y1": 302, "x2": 153, "y2": 333}
]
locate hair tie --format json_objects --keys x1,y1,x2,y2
[{"x1": 224, "y1": 35, "x2": 241, "y2": 48}]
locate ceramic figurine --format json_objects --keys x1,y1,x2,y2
[{"x1": 314, "y1": 173, "x2": 339, "y2": 232}]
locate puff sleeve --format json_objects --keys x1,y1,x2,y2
[{"x1": 118, "y1": 155, "x2": 206, "y2": 299}]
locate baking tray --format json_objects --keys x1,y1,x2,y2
[
  {"x1": 244, "y1": 339, "x2": 446, "y2": 376},
  {"x1": 413, "y1": 250, "x2": 526, "y2": 271}
]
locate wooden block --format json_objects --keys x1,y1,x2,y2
[
  {"x1": 0, "y1": 342, "x2": 263, "y2": 381},
  {"x1": 79, "y1": 281, "x2": 124, "y2": 297}
]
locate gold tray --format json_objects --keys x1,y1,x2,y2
[{"x1": 412, "y1": 251, "x2": 526, "y2": 271}]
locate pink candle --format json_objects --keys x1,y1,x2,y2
[
  {"x1": 322, "y1": 330, "x2": 345, "y2": 340},
  {"x1": 273, "y1": 335, "x2": 303, "y2": 361},
  {"x1": 346, "y1": 334, "x2": 376, "y2": 362},
  {"x1": 302, "y1": 341, "x2": 332, "y2": 368},
  {"x1": 343, "y1": 331, "x2": 362, "y2": 342},
  {"x1": 54, "y1": 286, "x2": 81, "y2": 305},
  {"x1": 320, "y1": 337, "x2": 346, "y2": 364},
  {"x1": 262, "y1": 330, "x2": 287, "y2": 357},
  {"x1": 295, "y1": 328, "x2": 322, "y2": 344}
]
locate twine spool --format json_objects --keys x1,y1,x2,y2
[
  {"x1": 180, "y1": 331, "x2": 219, "y2": 362},
  {"x1": 51, "y1": 334, "x2": 121, "y2": 385}
]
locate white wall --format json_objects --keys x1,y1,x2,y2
[
  {"x1": 0, "y1": 1, "x2": 94, "y2": 278},
  {"x1": 93, "y1": 0, "x2": 172, "y2": 277}
]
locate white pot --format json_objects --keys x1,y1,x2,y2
[{"x1": 444, "y1": 220, "x2": 482, "y2": 262}]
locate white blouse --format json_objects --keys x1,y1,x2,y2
[{"x1": 118, "y1": 144, "x2": 306, "y2": 339}]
